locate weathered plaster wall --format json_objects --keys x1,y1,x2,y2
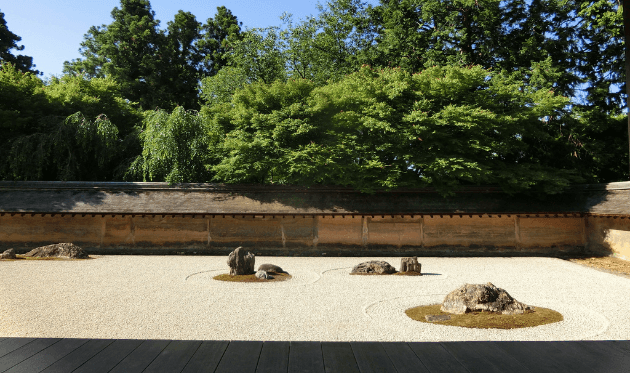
[
  {"x1": 0, "y1": 213, "x2": 587, "y2": 256},
  {"x1": 586, "y1": 216, "x2": 630, "y2": 260}
]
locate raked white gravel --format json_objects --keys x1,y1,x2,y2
[{"x1": 1, "y1": 256, "x2": 628, "y2": 341}]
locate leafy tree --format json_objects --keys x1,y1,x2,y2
[
  {"x1": 0, "y1": 63, "x2": 50, "y2": 141},
  {"x1": 127, "y1": 107, "x2": 215, "y2": 183},
  {"x1": 280, "y1": 0, "x2": 376, "y2": 84},
  {"x1": 0, "y1": 11, "x2": 39, "y2": 74},
  {"x1": 196, "y1": 6, "x2": 242, "y2": 77},
  {"x1": 5, "y1": 112, "x2": 121, "y2": 181},
  {"x1": 159, "y1": 10, "x2": 203, "y2": 110},
  {"x1": 44, "y1": 73, "x2": 141, "y2": 136},
  {"x1": 208, "y1": 66, "x2": 579, "y2": 194},
  {"x1": 199, "y1": 66, "x2": 249, "y2": 105},
  {"x1": 227, "y1": 26, "x2": 287, "y2": 84},
  {"x1": 64, "y1": 0, "x2": 167, "y2": 109}
]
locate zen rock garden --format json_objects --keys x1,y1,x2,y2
[{"x1": 215, "y1": 246, "x2": 290, "y2": 282}]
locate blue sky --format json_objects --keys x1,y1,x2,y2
[{"x1": 2, "y1": 0, "x2": 375, "y2": 78}]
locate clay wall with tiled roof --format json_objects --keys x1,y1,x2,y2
[{"x1": 1, "y1": 181, "x2": 628, "y2": 216}]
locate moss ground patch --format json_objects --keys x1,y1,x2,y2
[
  {"x1": 565, "y1": 255, "x2": 630, "y2": 278},
  {"x1": 213, "y1": 272, "x2": 292, "y2": 282},
  {"x1": 350, "y1": 271, "x2": 422, "y2": 276},
  {"x1": 0, "y1": 254, "x2": 93, "y2": 261},
  {"x1": 406, "y1": 304, "x2": 563, "y2": 329}
]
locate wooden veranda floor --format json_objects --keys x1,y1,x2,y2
[{"x1": 0, "y1": 338, "x2": 629, "y2": 373}]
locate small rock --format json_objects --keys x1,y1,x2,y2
[
  {"x1": 400, "y1": 257, "x2": 421, "y2": 273},
  {"x1": 258, "y1": 263, "x2": 284, "y2": 273},
  {"x1": 351, "y1": 261, "x2": 396, "y2": 274},
  {"x1": 0, "y1": 249, "x2": 16, "y2": 259},
  {"x1": 441, "y1": 282, "x2": 531, "y2": 315},
  {"x1": 23, "y1": 243, "x2": 88, "y2": 259},
  {"x1": 425, "y1": 315, "x2": 451, "y2": 322},
  {"x1": 255, "y1": 270, "x2": 273, "y2": 280},
  {"x1": 227, "y1": 247, "x2": 255, "y2": 276}
]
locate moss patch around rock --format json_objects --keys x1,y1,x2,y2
[
  {"x1": 405, "y1": 304, "x2": 563, "y2": 329},
  {"x1": 213, "y1": 272, "x2": 292, "y2": 283}
]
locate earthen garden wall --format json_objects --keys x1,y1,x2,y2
[{"x1": 0, "y1": 181, "x2": 628, "y2": 257}]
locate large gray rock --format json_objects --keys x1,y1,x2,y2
[
  {"x1": 0, "y1": 249, "x2": 16, "y2": 259},
  {"x1": 400, "y1": 257, "x2": 421, "y2": 273},
  {"x1": 257, "y1": 264, "x2": 285, "y2": 273},
  {"x1": 227, "y1": 247, "x2": 255, "y2": 276},
  {"x1": 255, "y1": 270, "x2": 273, "y2": 280},
  {"x1": 23, "y1": 243, "x2": 88, "y2": 259},
  {"x1": 441, "y1": 282, "x2": 531, "y2": 315},
  {"x1": 351, "y1": 260, "x2": 396, "y2": 274}
]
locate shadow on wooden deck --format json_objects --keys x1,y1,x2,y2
[{"x1": 0, "y1": 338, "x2": 628, "y2": 372}]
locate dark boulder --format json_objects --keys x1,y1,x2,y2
[
  {"x1": 227, "y1": 247, "x2": 255, "y2": 276},
  {"x1": 257, "y1": 263, "x2": 285, "y2": 273}
]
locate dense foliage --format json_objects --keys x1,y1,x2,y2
[{"x1": 0, "y1": 0, "x2": 628, "y2": 194}]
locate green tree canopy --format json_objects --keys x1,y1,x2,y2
[{"x1": 206, "y1": 65, "x2": 579, "y2": 194}]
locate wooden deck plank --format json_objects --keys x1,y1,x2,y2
[
  {"x1": 492, "y1": 341, "x2": 566, "y2": 373},
  {"x1": 0, "y1": 339, "x2": 36, "y2": 359},
  {"x1": 107, "y1": 339, "x2": 170, "y2": 373},
  {"x1": 287, "y1": 341, "x2": 325, "y2": 373},
  {"x1": 441, "y1": 342, "x2": 531, "y2": 373},
  {"x1": 0, "y1": 338, "x2": 61, "y2": 373},
  {"x1": 256, "y1": 341, "x2": 289, "y2": 373},
  {"x1": 380, "y1": 342, "x2": 430, "y2": 373},
  {"x1": 181, "y1": 340, "x2": 229, "y2": 373},
  {"x1": 592, "y1": 340, "x2": 630, "y2": 356},
  {"x1": 573, "y1": 341, "x2": 630, "y2": 373},
  {"x1": 349, "y1": 342, "x2": 397, "y2": 373},
  {"x1": 611, "y1": 340, "x2": 630, "y2": 353},
  {"x1": 321, "y1": 342, "x2": 360, "y2": 373},
  {"x1": 143, "y1": 340, "x2": 202, "y2": 373},
  {"x1": 40, "y1": 339, "x2": 114, "y2": 373},
  {"x1": 214, "y1": 341, "x2": 263, "y2": 373},
  {"x1": 3, "y1": 338, "x2": 88, "y2": 373},
  {"x1": 72, "y1": 339, "x2": 143, "y2": 373},
  {"x1": 530, "y1": 341, "x2": 615, "y2": 373},
  {"x1": 408, "y1": 342, "x2": 469, "y2": 373}
]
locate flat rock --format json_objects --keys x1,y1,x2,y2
[
  {"x1": 441, "y1": 282, "x2": 531, "y2": 315},
  {"x1": 255, "y1": 270, "x2": 273, "y2": 280},
  {"x1": 425, "y1": 315, "x2": 452, "y2": 322},
  {"x1": 0, "y1": 249, "x2": 16, "y2": 259},
  {"x1": 351, "y1": 260, "x2": 397, "y2": 274},
  {"x1": 23, "y1": 243, "x2": 88, "y2": 259},
  {"x1": 258, "y1": 263, "x2": 284, "y2": 273}
]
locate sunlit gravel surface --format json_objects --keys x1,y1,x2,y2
[{"x1": 1, "y1": 256, "x2": 628, "y2": 341}]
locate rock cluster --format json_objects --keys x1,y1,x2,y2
[
  {"x1": 0, "y1": 249, "x2": 16, "y2": 259},
  {"x1": 441, "y1": 282, "x2": 531, "y2": 315},
  {"x1": 227, "y1": 247, "x2": 255, "y2": 276},
  {"x1": 351, "y1": 260, "x2": 397, "y2": 274},
  {"x1": 23, "y1": 243, "x2": 89, "y2": 259}
]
